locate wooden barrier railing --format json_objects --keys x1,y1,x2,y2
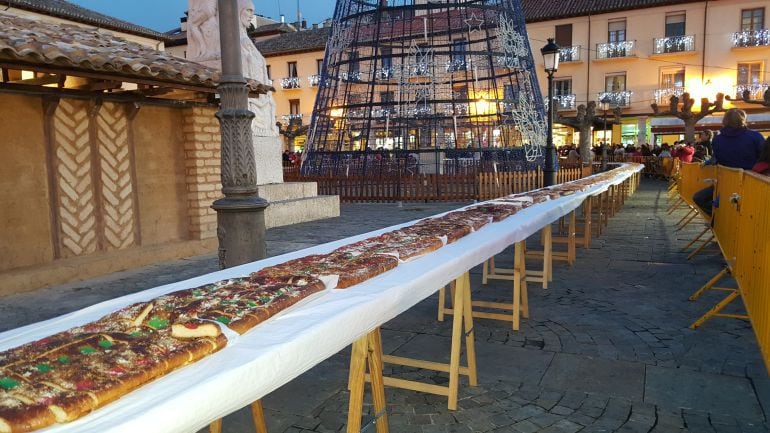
[
  {"x1": 287, "y1": 165, "x2": 591, "y2": 203},
  {"x1": 676, "y1": 163, "x2": 770, "y2": 374}
]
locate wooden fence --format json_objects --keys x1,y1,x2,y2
[{"x1": 286, "y1": 165, "x2": 591, "y2": 203}]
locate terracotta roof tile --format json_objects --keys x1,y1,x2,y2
[
  {"x1": 254, "y1": 27, "x2": 332, "y2": 56},
  {"x1": 522, "y1": 0, "x2": 703, "y2": 22},
  {"x1": 0, "y1": 13, "x2": 271, "y2": 94},
  {"x1": 7, "y1": 0, "x2": 169, "y2": 41}
]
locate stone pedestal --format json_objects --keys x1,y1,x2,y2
[{"x1": 256, "y1": 183, "x2": 340, "y2": 228}]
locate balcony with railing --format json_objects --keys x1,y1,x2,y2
[
  {"x1": 553, "y1": 94, "x2": 576, "y2": 111},
  {"x1": 307, "y1": 75, "x2": 321, "y2": 86},
  {"x1": 281, "y1": 113, "x2": 303, "y2": 122},
  {"x1": 734, "y1": 83, "x2": 769, "y2": 100},
  {"x1": 597, "y1": 91, "x2": 632, "y2": 107},
  {"x1": 340, "y1": 71, "x2": 363, "y2": 82},
  {"x1": 558, "y1": 46, "x2": 581, "y2": 63},
  {"x1": 595, "y1": 41, "x2": 636, "y2": 59},
  {"x1": 445, "y1": 59, "x2": 467, "y2": 72},
  {"x1": 280, "y1": 76, "x2": 301, "y2": 89},
  {"x1": 654, "y1": 87, "x2": 685, "y2": 105},
  {"x1": 375, "y1": 67, "x2": 394, "y2": 80},
  {"x1": 732, "y1": 29, "x2": 770, "y2": 48},
  {"x1": 653, "y1": 35, "x2": 695, "y2": 54}
]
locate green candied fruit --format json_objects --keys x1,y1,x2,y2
[
  {"x1": 214, "y1": 316, "x2": 231, "y2": 325},
  {"x1": 57, "y1": 355, "x2": 70, "y2": 364},
  {"x1": 147, "y1": 317, "x2": 169, "y2": 330},
  {"x1": 35, "y1": 363, "x2": 52, "y2": 373},
  {"x1": 98, "y1": 338, "x2": 113, "y2": 349},
  {"x1": 130, "y1": 331, "x2": 144, "y2": 337},
  {"x1": 0, "y1": 377, "x2": 19, "y2": 390},
  {"x1": 192, "y1": 289, "x2": 204, "y2": 297},
  {"x1": 259, "y1": 297, "x2": 271, "y2": 303},
  {"x1": 246, "y1": 301, "x2": 257, "y2": 308},
  {"x1": 219, "y1": 300, "x2": 235, "y2": 306},
  {"x1": 79, "y1": 346, "x2": 97, "y2": 355}
]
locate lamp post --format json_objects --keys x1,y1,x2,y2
[
  {"x1": 211, "y1": 0, "x2": 269, "y2": 268},
  {"x1": 541, "y1": 38, "x2": 560, "y2": 186},
  {"x1": 599, "y1": 96, "x2": 611, "y2": 172}
]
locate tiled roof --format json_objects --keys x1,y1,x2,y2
[
  {"x1": 6, "y1": 0, "x2": 169, "y2": 41},
  {"x1": 255, "y1": 27, "x2": 332, "y2": 56},
  {"x1": 522, "y1": 0, "x2": 703, "y2": 22},
  {"x1": 0, "y1": 13, "x2": 271, "y2": 94},
  {"x1": 253, "y1": 22, "x2": 297, "y2": 34}
]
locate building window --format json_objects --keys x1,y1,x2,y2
[
  {"x1": 554, "y1": 78, "x2": 572, "y2": 96},
  {"x1": 380, "y1": 47, "x2": 392, "y2": 70},
  {"x1": 605, "y1": 73, "x2": 626, "y2": 92},
  {"x1": 380, "y1": 91, "x2": 394, "y2": 103},
  {"x1": 555, "y1": 24, "x2": 572, "y2": 47},
  {"x1": 349, "y1": 51, "x2": 359, "y2": 73},
  {"x1": 741, "y1": 8, "x2": 764, "y2": 31},
  {"x1": 287, "y1": 62, "x2": 298, "y2": 78},
  {"x1": 665, "y1": 13, "x2": 686, "y2": 37},
  {"x1": 660, "y1": 69, "x2": 685, "y2": 88},
  {"x1": 316, "y1": 59, "x2": 323, "y2": 75},
  {"x1": 737, "y1": 62, "x2": 762, "y2": 86},
  {"x1": 289, "y1": 99, "x2": 300, "y2": 115},
  {"x1": 608, "y1": 20, "x2": 626, "y2": 43}
]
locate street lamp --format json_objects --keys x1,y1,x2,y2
[
  {"x1": 541, "y1": 38, "x2": 560, "y2": 186},
  {"x1": 599, "y1": 96, "x2": 611, "y2": 172}
]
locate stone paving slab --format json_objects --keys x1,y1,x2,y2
[
  {"x1": 644, "y1": 365, "x2": 764, "y2": 420},
  {"x1": 3, "y1": 182, "x2": 770, "y2": 433}
]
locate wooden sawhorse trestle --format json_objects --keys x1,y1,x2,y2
[
  {"x1": 209, "y1": 400, "x2": 267, "y2": 433},
  {"x1": 364, "y1": 272, "x2": 478, "y2": 412}
]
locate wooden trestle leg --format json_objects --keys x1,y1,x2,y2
[
  {"x1": 209, "y1": 399, "x2": 268, "y2": 433},
  {"x1": 348, "y1": 328, "x2": 389, "y2": 433},
  {"x1": 447, "y1": 242, "x2": 529, "y2": 331},
  {"x1": 379, "y1": 272, "x2": 477, "y2": 410}
]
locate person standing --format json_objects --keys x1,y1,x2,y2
[
  {"x1": 697, "y1": 130, "x2": 714, "y2": 156},
  {"x1": 752, "y1": 137, "x2": 770, "y2": 176},
  {"x1": 693, "y1": 109, "x2": 764, "y2": 216}
]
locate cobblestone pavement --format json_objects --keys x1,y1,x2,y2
[{"x1": 2, "y1": 181, "x2": 768, "y2": 432}]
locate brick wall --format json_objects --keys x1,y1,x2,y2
[{"x1": 183, "y1": 107, "x2": 222, "y2": 240}]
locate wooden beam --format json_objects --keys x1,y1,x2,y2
[{"x1": 11, "y1": 73, "x2": 60, "y2": 86}]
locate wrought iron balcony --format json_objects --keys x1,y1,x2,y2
[
  {"x1": 372, "y1": 107, "x2": 396, "y2": 118},
  {"x1": 340, "y1": 71, "x2": 362, "y2": 82},
  {"x1": 735, "y1": 83, "x2": 769, "y2": 100},
  {"x1": 445, "y1": 59, "x2": 467, "y2": 72},
  {"x1": 553, "y1": 94, "x2": 576, "y2": 111},
  {"x1": 595, "y1": 41, "x2": 636, "y2": 59},
  {"x1": 732, "y1": 29, "x2": 770, "y2": 48},
  {"x1": 280, "y1": 77, "x2": 301, "y2": 89},
  {"x1": 653, "y1": 35, "x2": 695, "y2": 54},
  {"x1": 558, "y1": 46, "x2": 581, "y2": 63},
  {"x1": 597, "y1": 91, "x2": 632, "y2": 107},
  {"x1": 281, "y1": 113, "x2": 303, "y2": 122},
  {"x1": 654, "y1": 87, "x2": 686, "y2": 105},
  {"x1": 307, "y1": 74, "x2": 321, "y2": 86},
  {"x1": 375, "y1": 67, "x2": 394, "y2": 80}
]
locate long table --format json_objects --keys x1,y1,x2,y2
[{"x1": 0, "y1": 164, "x2": 642, "y2": 433}]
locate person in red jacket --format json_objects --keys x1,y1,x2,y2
[
  {"x1": 752, "y1": 137, "x2": 770, "y2": 175},
  {"x1": 678, "y1": 142, "x2": 695, "y2": 163}
]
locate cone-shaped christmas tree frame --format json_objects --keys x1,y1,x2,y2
[{"x1": 304, "y1": 0, "x2": 547, "y2": 175}]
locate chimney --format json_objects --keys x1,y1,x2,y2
[
  {"x1": 312, "y1": 23, "x2": 318, "y2": 29},
  {"x1": 280, "y1": 14, "x2": 285, "y2": 23},
  {"x1": 302, "y1": 19, "x2": 307, "y2": 29}
]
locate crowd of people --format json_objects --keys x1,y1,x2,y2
[{"x1": 282, "y1": 150, "x2": 303, "y2": 166}]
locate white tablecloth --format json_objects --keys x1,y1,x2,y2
[{"x1": 0, "y1": 165, "x2": 642, "y2": 433}]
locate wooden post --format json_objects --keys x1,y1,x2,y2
[{"x1": 348, "y1": 329, "x2": 389, "y2": 433}]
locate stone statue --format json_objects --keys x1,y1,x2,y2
[
  {"x1": 188, "y1": 0, "x2": 220, "y2": 63},
  {"x1": 238, "y1": 0, "x2": 278, "y2": 137}
]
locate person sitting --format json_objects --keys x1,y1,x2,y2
[
  {"x1": 658, "y1": 143, "x2": 672, "y2": 158},
  {"x1": 693, "y1": 108, "x2": 764, "y2": 216},
  {"x1": 678, "y1": 141, "x2": 695, "y2": 163},
  {"x1": 752, "y1": 137, "x2": 770, "y2": 175}
]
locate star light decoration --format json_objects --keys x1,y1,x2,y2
[
  {"x1": 500, "y1": 77, "x2": 545, "y2": 161},
  {"x1": 496, "y1": 15, "x2": 529, "y2": 70},
  {"x1": 464, "y1": 12, "x2": 484, "y2": 33}
]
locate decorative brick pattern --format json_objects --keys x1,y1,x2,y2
[
  {"x1": 95, "y1": 102, "x2": 136, "y2": 251},
  {"x1": 183, "y1": 107, "x2": 222, "y2": 240},
  {"x1": 52, "y1": 99, "x2": 98, "y2": 258}
]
